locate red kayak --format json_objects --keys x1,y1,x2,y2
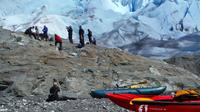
[
  {"x1": 106, "y1": 93, "x2": 173, "y2": 110},
  {"x1": 133, "y1": 100, "x2": 200, "y2": 112}
]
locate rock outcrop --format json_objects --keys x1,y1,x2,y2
[
  {"x1": 165, "y1": 54, "x2": 200, "y2": 76},
  {"x1": 0, "y1": 28, "x2": 200, "y2": 98}
]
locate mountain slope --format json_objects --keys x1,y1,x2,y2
[
  {"x1": 0, "y1": 0, "x2": 200, "y2": 60},
  {"x1": 0, "y1": 28, "x2": 200, "y2": 98}
]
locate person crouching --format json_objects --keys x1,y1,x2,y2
[
  {"x1": 54, "y1": 34, "x2": 62, "y2": 50},
  {"x1": 46, "y1": 80, "x2": 60, "y2": 102}
]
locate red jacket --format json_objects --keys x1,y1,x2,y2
[{"x1": 55, "y1": 34, "x2": 62, "y2": 43}]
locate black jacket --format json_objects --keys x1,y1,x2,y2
[
  {"x1": 50, "y1": 85, "x2": 60, "y2": 95},
  {"x1": 68, "y1": 27, "x2": 73, "y2": 35},
  {"x1": 79, "y1": 28, "x2": 84, "y2": 36}
]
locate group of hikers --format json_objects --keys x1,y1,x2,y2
[
  {"x1": 65, "y1": 25, "x2": 96, "y2": 49},
  {"x1": 25, "y1": 25, "x2": 96, "y2": 50},
  {"x1": 25, "y1": 25, "x2": 48, "y2": 41},
  {"x1": 25, "y1": 25, "x2": 96, "y2": 101}
]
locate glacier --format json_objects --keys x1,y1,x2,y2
[
  {"x1": 0, "y1": 0, "x2": 200, "y2": 59},
  {"x1": 0, "y1": 0, "x2": 165, "y2": 40},
  {"x1": 100, "y1": 0, "x2": 200, "y2": 47},
  {"x1": 0, "y1": 0, "x2": 130, "y2": 40}
]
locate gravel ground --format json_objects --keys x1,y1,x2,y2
[{"x1": 0, "y1": 96, "x2": 130, "y2": 112}]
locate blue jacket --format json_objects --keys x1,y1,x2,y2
[{"x1": 42, "y1": 26, "x2": 48, "y2": 34}]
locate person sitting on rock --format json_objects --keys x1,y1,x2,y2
[
  {"x1": 24, "y1": 26, "x2": 36, "y2": 39},
  {"x1": 54, "y1": 34, "x2": 62, "y2": 50},
  {"x1": 46, "y1": 79, "x2": 60, "y2": 102}
]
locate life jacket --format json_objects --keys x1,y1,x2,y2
[{"x1": 175, "y1": 89, "x2": 200, "y2": 98}]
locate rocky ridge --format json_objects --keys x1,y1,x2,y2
[
  {"x1": 0, "y1": 28, "x2": 200, "y2": 111},
  {"x1": 165, "y1": 54, "x2": 200, "y2": 76},
  {"x1": 1, "y1": 28, "x2": 200, "y2": 97}
]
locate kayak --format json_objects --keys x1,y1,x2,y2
[
  {"x1": 107, "y1": 93, "x2": 173, "y2": 110},
  {"x1": 107, "y1": 93, "x2": 200, "y2": 111},
  {"x1": 133, "y1": 100, "x2": 200, "y2": 112},
  {"x1": 90, "y1": 86, "x2": 166, "y2": 98}
]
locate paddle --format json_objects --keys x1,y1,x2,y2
[{"x1": 116, "y1": 80, "x2": 148, "y2": 88}]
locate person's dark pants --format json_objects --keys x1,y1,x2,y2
[
  {"x1": 88, "y1": 36, "x2": 92, "y2": 44},
  {"x1": 93, "y1": 41, "x2": 96, "y2": 45},
  {"x1": 46, "y1": 94, "x2": 59, "y2": 102},
  {"x1": 28, "y1": 33, "x2": 36, "y2": 39},
  {"x1": 43, "y1": 33, "x2": 48, "y2": 41},
  {"x1": 55, "y1": 41, "x2": 62, "y2": 50},
  {"x1": 33, "y1": 33, "x2": 37, "y2": 40},
  {"x1": 46, "y1": 95, "x2": 77, "y2": 102},
  {"x1": 69, "y1": 34, "x2": 73, "y2": 44},
  {"x1": 81, "y1": 39, "x2": 84, "y2": 47},
  {"x1": 35, "y1": 33, "x2": 40, "y2": 40},
  {"x1": 80, "y1": 35, "x2": 85, "y2": 47}
]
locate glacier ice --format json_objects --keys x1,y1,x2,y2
[
  {"x1": 0, "y1": 0, "x2": 200, "y2": 49},
  {"x1": 153, "y1": 0, "x2": 166, "y2": 6}
]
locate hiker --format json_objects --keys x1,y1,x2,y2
[
  {"x1": 42, "y1": 25, "x2": 48, "y2": 41},
  {"x1": 46, "y1": 79, "x2": 60, "y2": 102},
  {"x1": 54, "y1": 34, "x2": 62, "y2": 50},
  {"x1": 79, "y1": 25, "x2": 85, "y2": 47},
  {"x1": 67, "y1": 26, "x2": 73, "y2": 44},
  {"x1": 92, "y1": 37, "x2": 96, "y2": 45},
  {"x1": 87, "y1": 29, "x2": 93, "y2": 44},
  {"x1": 24, "y1": 26, "x2": 37, "y2": 39},
  {"x1": 35, "y1": 26, "x2": 40, "y2": 40}
]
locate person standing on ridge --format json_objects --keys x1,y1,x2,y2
[
  {"x1": 54, "y1": 34, "x2": 63, "y2": 51},
  {"x1": 42, "y1": 25, "x2": 48, "y2": 41},
  {"x1": 87, "y1": 29, "x2": 93, "y2": 44},
  {"x1": 93, "y1": 37, "x2": 96, "y2": 45},
  {"x1": 67, "y1": 26, "x2": 73, "y2": 44},
  {"x1": 79, "y1": 25, "x2": 85, "y2": 47}
]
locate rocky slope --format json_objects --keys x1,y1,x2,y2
[
  {"x1": 0, "y1": 28, "x2": 200, "y2": 111},
  {"x1": 1, "y1": 28, "x2": 200, "y2": 97},
  {"x1": 0, "y1": 96, "x2": 128, "y2": 112},
  {"x1": 165, "y1": 54, "x2": 200, "y2": 76}
]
